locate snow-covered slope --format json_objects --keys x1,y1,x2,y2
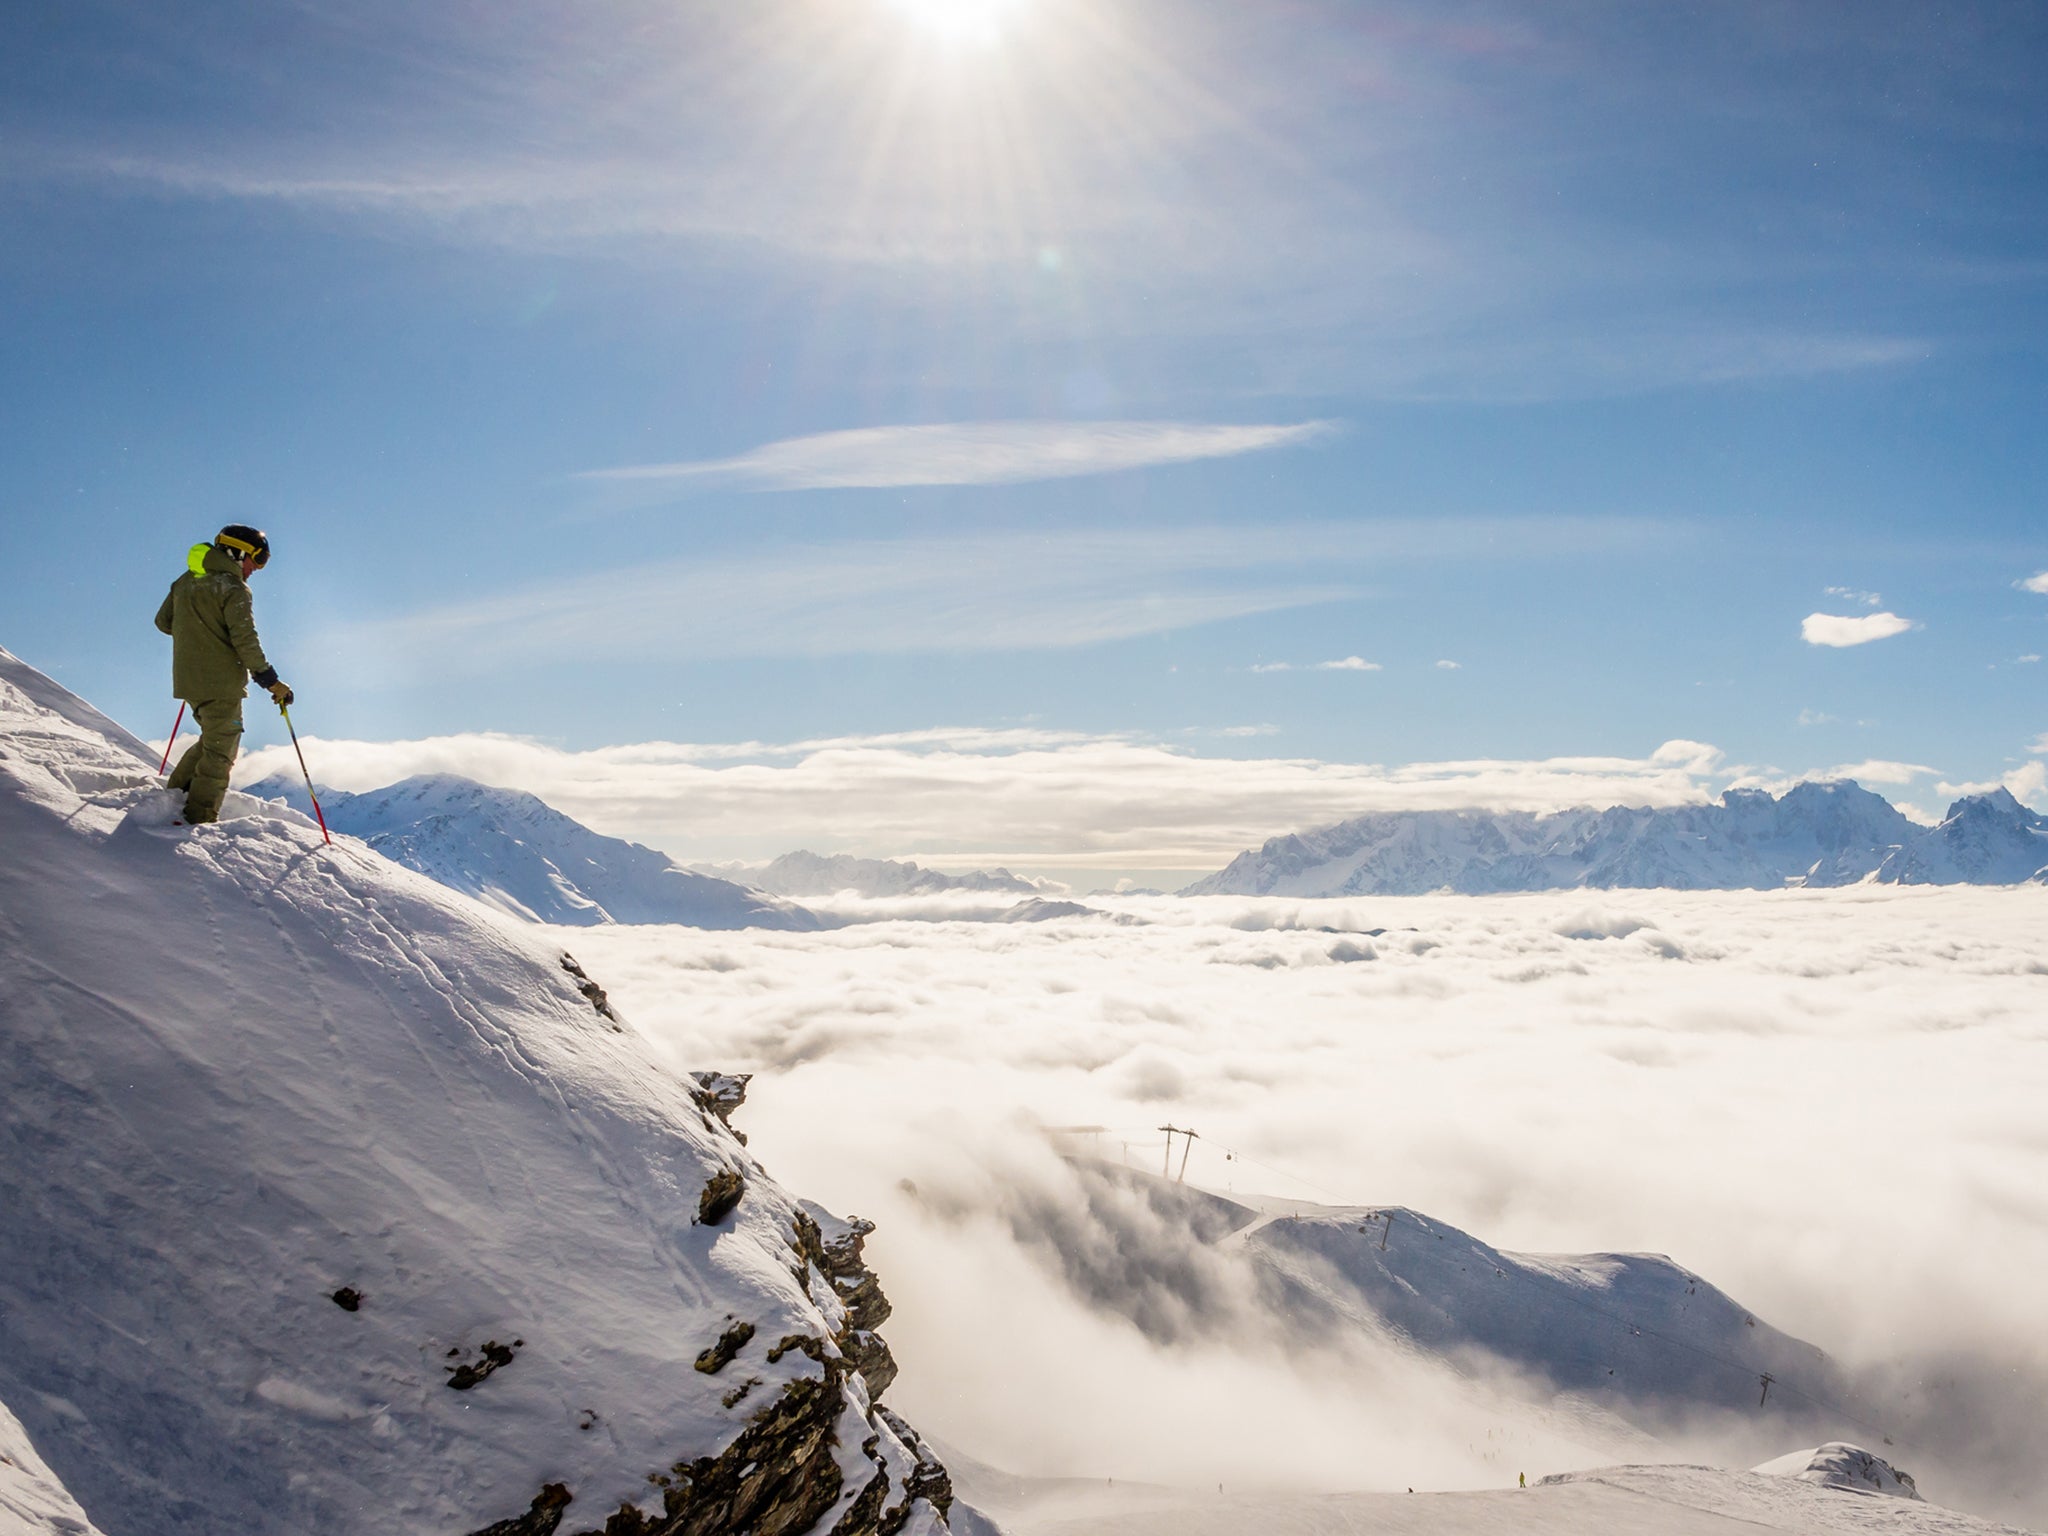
[
  {"x1": 245, "y1": 772, "x2": 820, "y2": 930},
  {"x1": 0, "y1": 1397, "x2": 108, "y2": 1536},
  {"x1": 0, "y1": 648, "x2": 955, "y2": 1536},
  {"x1": 1240, "y1": 1202, "x2": 1847, "y2": 1428},
  {"x1": 1185, "y1": 781, "x2": 2048, "y2": 896},
  {"x1": 704, "y1": 851, "x2": 1048, "y2": 900},
  {"x1": 968, "y1": 1454, "x2": 2028, "y2": 1536}
]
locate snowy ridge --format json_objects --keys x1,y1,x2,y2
[
  {"x1": 0, "y1": 647, "x2": 956, "y2": 1536},
  {"x1": 1185, "y1": 781, "x2": 2048, "y2": 896},
  {"x1": 1239, "y1": 1202, "x2": 1850, "y2": 1427},
  {"x1": 244, "y1": 772, "x2": 820, "y2": 930},
  {"x1": 1754, "y1": 1442, "x2": 1923, "y2": 1500}
]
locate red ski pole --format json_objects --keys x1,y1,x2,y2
[
  {"x1": 157, "y1": 703, "x2": 187, "y2": 776},
  {"x1": 279, "y1": 703, "x2": 332, "y2": 846}
]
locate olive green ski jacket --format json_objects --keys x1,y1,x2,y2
[{"x1": 154, "y1": 543, "x2": 279, "y2": 703}]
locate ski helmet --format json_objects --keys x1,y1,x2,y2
[{"x1": 215, "y1": 524, "x2": 271, "y2": 569}]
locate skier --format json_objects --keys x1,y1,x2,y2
[{"x1": 154, "y1": 525, "x2": 293, "y2": 824}]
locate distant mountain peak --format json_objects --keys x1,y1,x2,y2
[
  {"x1": 243, "y1": 771, "x2": 820, "y2": 929},
  {"x1": 1187, "y1": 779, "x2": 2047, "y2": 896}
]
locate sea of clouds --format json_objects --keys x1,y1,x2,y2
[{"x1": 562, "y1": 886, "x2": 2048, "y2": 1526}]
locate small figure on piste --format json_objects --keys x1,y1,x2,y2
[{"x1": 154, "y1": 524, "x2": 293, "y2": 825}]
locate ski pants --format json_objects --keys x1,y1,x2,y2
[{"x1": 167, "y1": 697, "x2": 243, "y2": 824}]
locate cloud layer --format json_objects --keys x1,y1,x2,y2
[
  {"x1": 580, "y1": 419, "x2": 1332, "y2": 490},
  {"x1": 1800, "y1": 611, "x2": 1917, "y2": 648},
  {"x1": 565, "y1": 885, "x2": 2048, "y2": 1521},
  {"x1": 235, "y1": 729, "x2": 1759, "y2": 873}
]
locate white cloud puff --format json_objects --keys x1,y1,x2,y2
[
  {"x1": 580, "y1": 419, "x2": 1333, "y2": 491},
  {"x1": 1800, "y1": 611, "x2": 1917, "y2": 648},
  {"x1": 1313, "y1": 656, "x2": 1381, "y2": 672},
  {"x1": 2018, "y1": 572, "x2": 2048, "y2": 596},
  {"x1": 1435, "y1": 659, "x2": 1461, "y2": 670}
]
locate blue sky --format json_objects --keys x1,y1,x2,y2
[{"x1": 4, "y1": 0, "x2": 2045, "y2": 873}]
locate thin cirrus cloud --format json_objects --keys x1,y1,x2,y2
[
  {"x1": 578, "y1": 420, "x2": 1335, "y2": 492},
  {"x1": 348, "y1": 517, "x2": 1665, "y2": 670},
  {"x1": 1800, "y1": 611, "x2": 1917, "y2": 648}
]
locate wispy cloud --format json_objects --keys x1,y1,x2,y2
[
  {"x1": 13, "y1": 4, "x2": 1947, "y2": 402},
  {"x1": 1936, "y1": 762, "x2": 2048, "y2": 804},
  {"x1": 1814, "y1": 758, "x2": 1939, "y2": 787},
  {"x1": 1800, "y1": 611, "x2": 1917, "y2": 648},
  {"x1": 1435, "y1": 659, "x2": 1462, "y2": 670},
  {"x1": 2020, "y1": 572, "x2": 2048, "y2": 596},
  {"x1": 343, "y1": 517, "x2": 1663, "y2": 669},
  {"x1": 579, "y1": 420, "x2": 1334, "y2": 491},
  {"x1": 1824, "y1": 586, "x2": 1882, "y2": 607}
]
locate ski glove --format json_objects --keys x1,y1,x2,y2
[{"x1": 267, "y1": 681, "x2": 295, "y2": 708}]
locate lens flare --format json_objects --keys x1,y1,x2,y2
[{"x1": 883, "y1": 0, "x2": 1026, "y2": 48}]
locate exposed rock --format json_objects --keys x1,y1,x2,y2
[
  {"x1": 797, "y1": 1204, "x2": 893, "y2": 1333},
  {"x1": 575, "y1": 1370, "x2": 846, "y2": 1536},
  {"x1": 697, "y1": 1167, "x2": 746, "y2": 1226},
  {"x1": 470, "y1": 1481, "x2": 572, "y2": 1535},
  {"x1": 876, "y1": 1407, "x2": 953, "y2": 1526},
  {"x1": 446, "y1": 1338, "x2": 521, "y2": 1391},
  {"x1": 560, "y1": 953, "x2": 621, "y2": 1026},
  {"x1": 842, "y1": 1329, "x2": 898, "y2": 1399},
  {"x1": 330, "y1": 1286, "x2": 362, "y2": 1312},
  {"x1": 690, "y1": 1072, "x2": 752, "y2": 1144},
  {"x1": 694, "y1": 1319, "x2": 756, "y2": 1374}
]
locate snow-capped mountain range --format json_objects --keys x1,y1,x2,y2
[
  {"x1": 0, "y1": 646, "x2": 958, "y2": 1536},
  {"x1": 245, "y1": 772, "x2": 820, "y2": 930},
  {"x1": 695, "y1": 850, "x2": 1051, "y2": 900},
  {"x1": 1185, "y1": 781, "x2": 2048, "y2": 897}
]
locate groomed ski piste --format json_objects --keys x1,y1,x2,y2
[{"x1": 1, "y1": 643, "x2": 2040, "y2": 1536}]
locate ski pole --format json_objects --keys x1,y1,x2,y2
[
  {"x1": 157, "y1": 703, "x2": 187, "y2": 776},
  {"x1": 279, "y1": 703, "x2": 332, "y2": 846}
]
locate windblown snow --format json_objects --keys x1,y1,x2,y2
[{"x1": 0, "y1": 648, "x2": 952, "y2": 1536}]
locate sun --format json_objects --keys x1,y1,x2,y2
[{"x1": 882, "y1": 0, "x2": 1027, "y2": 49}]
